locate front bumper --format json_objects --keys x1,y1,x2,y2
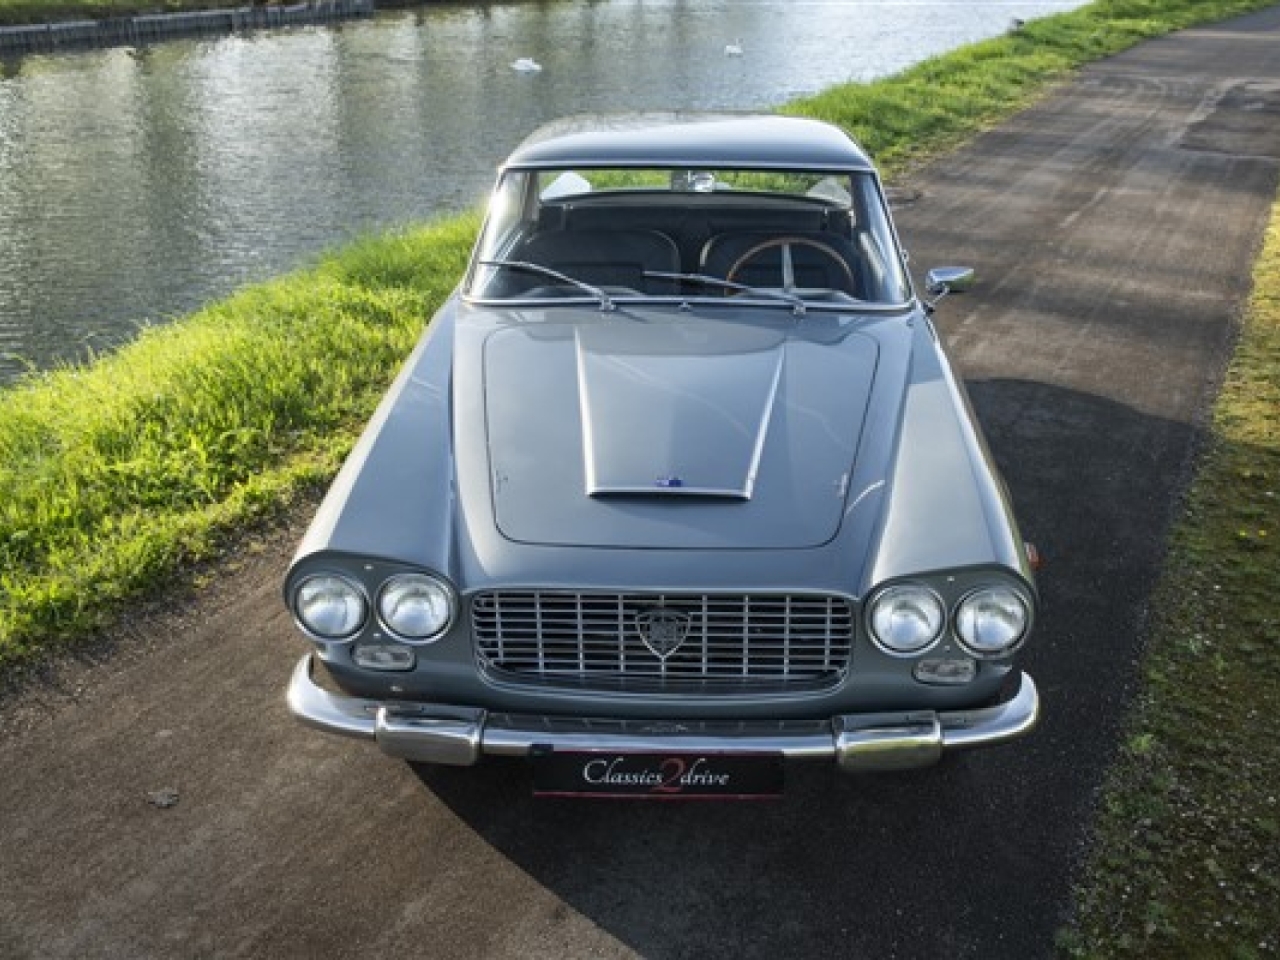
[{"x1": 286, "y1": 653, "x2": 1039, "y2": 773}]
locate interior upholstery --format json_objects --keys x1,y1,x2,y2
[{"x1": 513, "y1": 229, "x2": 681, "y2": 293}]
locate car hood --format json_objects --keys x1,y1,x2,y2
[{"x1": 477, "y1": 310, "x2": 879, "y2": 549}]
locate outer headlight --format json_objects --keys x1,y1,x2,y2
[
  {"x1": 377, "y1": 574, "x2": 455, "y2": 643},
  {"x1": 294, "y1": 574, "x2": 367, "y2": 641},
  {"x1": 868, "y1": 584, "x2": 946, "y2": 656},
  {"x1": 956, "y1": 586, "x2": 1030, "y2": 657}
]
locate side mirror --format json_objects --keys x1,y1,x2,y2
[{"x1": 925, "y1": 266, "x2": 975, "y2": 298}]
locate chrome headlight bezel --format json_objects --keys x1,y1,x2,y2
[
  {"x1": 954, "y1": 585, "x2": 1032, "y2": 658},
  {"x1": 376, "y1": 573, "x2": 457, "y2": 644},
  {"x1": 866, "y1": 583, "x2": 947, "y2": 657},
  {"x1": 292, "y1": 572, "x2": 369, "y2": 642}
]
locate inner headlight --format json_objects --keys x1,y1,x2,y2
[
  {"x1": 868, "y1": 584, "x2": 945, "y2": 655},
  {"x1": 956, "y1": 586, "x2": 1030, "y2": 657},
  {"x1": 377, "y1": 574, "x2": 455, "y2": 643},
  {"x1": 294, "y1": 574, "x2": 367, "y2": 641}
]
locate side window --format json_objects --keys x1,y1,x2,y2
[
  {"x1": 539, "y1": 171, "x2": 592, "y2": 201},
  {"x1": 468, "y1": 172, "x2": 537, "y2": 297},
  {"x1": 477, "y1": 173, "x2": 532, "y2": 261},
  {"x1": 853, "y1": 177, "x2": 911, "y2": 304}
]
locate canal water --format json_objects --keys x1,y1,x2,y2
[{"x1": 0, "y1": 0, "x2": 1083, "y2": 383}]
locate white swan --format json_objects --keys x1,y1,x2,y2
[
  {"x1": 724, "y1": 39, "x2": 744, "y2": 56},
  {"x1": 511, "y1": 57, "x2": 543, "y2": 73}
]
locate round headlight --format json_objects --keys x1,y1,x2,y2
[
  {"x1": 868, "y1": 584, "x2": 946, "y2": 655},
  {"x1": 956, "y1": 586, "x2": 1030, "y2": 657},
  {"x1": 294, "y1": 574, "x2": 367, "y2": 641},
  {"x1": 378, "y1": 574, "x2": 455, "y2": 643}
]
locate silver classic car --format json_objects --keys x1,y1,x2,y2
[{"x1": 284, "y1": 115, "x2": 1039, "y2": 798}]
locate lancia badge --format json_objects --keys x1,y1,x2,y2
[{"x1": 635, "y1": 608, "x2": 691, "y2": 660}]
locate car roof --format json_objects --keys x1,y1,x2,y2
[{"x1": 503, "y1": 114, "x2": 877, "y2": 173}]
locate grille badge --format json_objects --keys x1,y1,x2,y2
[{"x1": 635, "y1": 608, "x2": 691, "y2": 660}]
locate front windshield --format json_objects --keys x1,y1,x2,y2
[{"x1": 463, "y1": 165, "x2": 911, "y2": 308}]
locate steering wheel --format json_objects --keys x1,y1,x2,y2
[{"x1": 724, "y1": 236, "x2": 856, "y2": 293}]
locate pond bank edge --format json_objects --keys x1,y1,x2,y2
[{"x1": 0, "y1": 0, "x2": 369, "y2": 54}]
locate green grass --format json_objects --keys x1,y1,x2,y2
[
  {"x1": 0, "y1": 215, "x2": 477, "y2": 657},
  {"x1": 1056, "y1": 197, "x2": 1280, "y2": 960}
]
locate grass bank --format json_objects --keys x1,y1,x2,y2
[{"x1": 0, "y1": 216, "x2": 476, "y2": 659}]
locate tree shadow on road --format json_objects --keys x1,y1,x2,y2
[{"x1": 411, "y1": 379, "x2": 1202, "y2": 960}]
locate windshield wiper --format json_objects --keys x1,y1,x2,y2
[
  {"x1": 643, "y1": 270, "x2": 806, "y2": 316},
  {"x1": 479, "y1": 259, "x2": 615, "y2": 312}
]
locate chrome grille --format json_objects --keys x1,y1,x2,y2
[{"x1": 472, "y1": 592, "x2": 854, "y2": 692}]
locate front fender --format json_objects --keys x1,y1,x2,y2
[{"x1": 288, "y1": 299, "x2": 459, "y2": 585}]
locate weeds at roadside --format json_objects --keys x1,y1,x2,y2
[{"x1": 1057, "y1": 197, "x2": 1280, "y2": 960}]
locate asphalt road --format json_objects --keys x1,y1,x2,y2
[{"x1": 3, "y1": 11, "x2": 1280, "y2": 959}]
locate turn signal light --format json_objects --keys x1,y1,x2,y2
[
  {"x1": 914, "y1": 658, "x2": 977, "y2": 686},
  {"x1": 352, "y1": 644, "x2": 416, "y2": 671}
]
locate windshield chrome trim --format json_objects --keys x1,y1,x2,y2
[{"x1": 461, "y1": 292, "x2": 914, "y2": 313}]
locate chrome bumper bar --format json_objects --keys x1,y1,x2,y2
[{"x1": 286, "y1": 654, "x2": 1039, "y2": 773}]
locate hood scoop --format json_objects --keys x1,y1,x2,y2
[
  {"x1": 576, "y1": 323, "x2": 785, "y2": 500},
  {"x1": 480, "y1": 311, "x2": 879, "y2": 550}
]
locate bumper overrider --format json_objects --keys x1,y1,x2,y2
[{"x1": 286, "y1": 654, "x2": 1040, "y2": 772}]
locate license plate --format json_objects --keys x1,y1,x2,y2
[{"x1": 531, "y1": 749, "x2": 784, "y2": 800}]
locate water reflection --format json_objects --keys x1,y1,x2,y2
[{"x1": 0, "y1": 0, "x2": 1082, "y2": 382}]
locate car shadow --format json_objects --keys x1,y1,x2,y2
[{"x1": 410, "y1": 379, "x2": 1205, "y2": 960}]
